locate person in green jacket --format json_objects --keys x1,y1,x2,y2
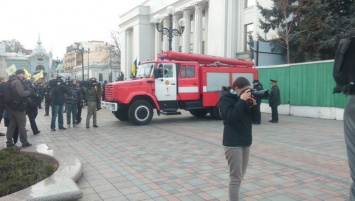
[
  {"x1": 84, "y1": 79, "x2": 100, "y2": 128},
  {"x1": 268, "y1": 79, "x2": 280, "y2": 123}
]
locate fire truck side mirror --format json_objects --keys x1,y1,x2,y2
[{"x1": 153, "y1": 68, "x2": 163, "y2": 78}]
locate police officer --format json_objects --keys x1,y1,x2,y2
[{"x1": 268, "y1": 79, "x2": 280, "y2": 123}]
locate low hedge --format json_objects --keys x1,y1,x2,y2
[{"x1": 0, "y1": 147, "x2": 57, "y2": 197}]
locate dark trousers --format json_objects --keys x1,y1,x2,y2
[
  {"x1": 6, "y1": 109, "x2": 27, "y2": 146},
  {"x1": 255, "y1": 102, "x2": 261, "y2": 124},
  {"x1": 271, "y1": 106, "x2": 278, "y2": 122},
  {"x1": 27, "y1": 110, "x2": 39, "y2": 134},
  {"x1": 77, "y1": 103, "x2": 82, "y2": 123},
  {"x1": 45, "y1": 101, "x2": 51, "y2": 115},
  {"x1": 38, "y1": 98, "x2": 43, "y2": 108},
  {"x1": 344, "y1": 96, "x2": 355, "y2": 200},
  {"x1": 66, "y1": 103, "x2": 78, "y2": 125},
  {"x1": 5, "y1": 118, "x2": 18, "y2": 144}
]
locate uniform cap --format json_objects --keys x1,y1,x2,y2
[
  {"x1": 270, "y1": 79, "x2": 278, "y2": 83},
  {"x1": 252, "y1": 80, "x2": 259, "y2": 83}
]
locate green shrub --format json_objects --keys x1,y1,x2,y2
[{"x1": 0, "y1": 147, "x2": 57, "y2": 197}]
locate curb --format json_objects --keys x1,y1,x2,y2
[{"x1": 0, "y1": 144, "x2": 83, "y2": 201}]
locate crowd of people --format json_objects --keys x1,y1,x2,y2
[{"x1": 0, "y1": 69, "x2": 106, "y2": 148}]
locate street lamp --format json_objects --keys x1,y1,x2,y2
[
  {"x1": 154, "y1": 6, "x2": 186, "y2": 51},
  {"x1": 87, "y1": 48, "x2": 90, "y2": 80},
  {"x1": 73, "y1": 44, "x2": 88, "y2": 81}
]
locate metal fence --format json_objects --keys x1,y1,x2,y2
[{"x1": 257, "y1": 60, "x2": 348, "y2": 109}]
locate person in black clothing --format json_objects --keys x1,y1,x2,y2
[
  {"x1": 0, "y1": 77, "x2": 6, "y2": 136},
  {"x1": 252, "y1": 80, "x2": 264, "y2": 125},
  {"x1": 219, "y1": 77, "x2": 259, "y2": 201},
  {"x1": 76, "y1": 81, "x2": 84, "y2": 124},
  {"x1": 24, "y1": 80, "x2": 41, "y2": 135},
  {"x1": 35, "y1": 83, "x2": 44, "y2": 109},
  {"x1": 50, "y1": 79, "x2": 68, "y2": 131},
  {"x1": 268, "y1": 79, "x2": 281, "y2": 123},
  {"x1": 43, "y1": 83, "x2": 51, "y2": 116}
]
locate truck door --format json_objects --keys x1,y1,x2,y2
[
  {"x1": 155, "y1": 63, "x2": 177, "y2": 101},
  {"x1": 178, "y1": 64, "x2": 199, "y2": 100}
]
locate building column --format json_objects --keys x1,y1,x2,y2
[
  {"x1": 126, "y1": 29, "x2": 132, "y2": 78},
  {"x1": 182, "y1": 9, "x2": 191, "y2": 53},
  {"x1": 226, "y1": 0, "x2": 238, "y2": 58},
  {"x1": 155, "y1": 24, "x2": 162, "y2": 56},
  {"x1": 193, "y1": 4, "x2": 203, "y2": 54},
  {"x1": 162, "y1": 18, "x2": 169, "y2": 51},
  {"x1": 173, "y1": 14, "x2": 182, "y2": 51}
]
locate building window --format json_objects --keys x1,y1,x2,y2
[
  {"x1": 187, "y1": 66, "x2": 195, "y2": 78},
  {"x1": 180, "y1": 66, "x2": 195, "y2": 78},
  {"x1": 245, "y1": 23, "x2": 253, "y2": 51},
  {"x1": 245, "y1": 0, "x2": 255, "y2": 8},
  {"x1": 180, "y1": 66, "x2": 186, "y2": 78},
  {"x1": 99, "y1": 73, "x2": 103, "y2": 82},
  {"x1": 179, "y1": 46, "x2": 182, "y2": 52}
]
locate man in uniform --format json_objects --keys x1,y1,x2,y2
[{"x1": 268, "y1": 79, "x2": 280, "y2": 123}]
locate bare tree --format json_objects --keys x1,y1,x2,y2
[{"x1": 258, "y1": 0, "x2": 310, "y2": 63}]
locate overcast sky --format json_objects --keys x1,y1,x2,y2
[{"x1": 0, "y1": 0, "x2": 143, "y2": 59}]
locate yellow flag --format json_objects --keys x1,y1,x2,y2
[
  {"x1": 5, "y1": 64, "x2": 17, "y2": 75},
  {"x1": 33, "y1": 70, "x2": 44, "y2": 81},
  {"x1": 56, "y1": 64, "x2": 63, "y2": 71},
  {"x1": 23, "y1": 68, "x2": 32, "y2": 80},
  {"x1": 131, "y1": 58, "x2": 137, "y2": 77}
]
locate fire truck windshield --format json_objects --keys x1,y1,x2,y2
[{"x1": 136, "y1": 63, "x2": 155, "y2": 78}]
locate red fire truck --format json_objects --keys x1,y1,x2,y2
[{"x1": 101, "y1": 51, "x2": 258, "y2": 125}]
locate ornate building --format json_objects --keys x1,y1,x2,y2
[{"x1": 0, "y1": 36, "x2": 52, "y2": 82}]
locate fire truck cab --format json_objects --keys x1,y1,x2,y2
[{"x1": 101, "y1": 51, "x2": 258, "y2": 125}]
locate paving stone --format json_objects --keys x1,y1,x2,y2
[{"x1": 0, "y1": 110, "x2": 350, "y2": 200}]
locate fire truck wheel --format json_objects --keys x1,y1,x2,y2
[
  {"x1": 128, "y1": 100, "x2": 153, "y2": 125},
  {"x1": 189, "y1": 109, "x2": 208, "y2": 118},
  {"x1": 211, "y1": 106, "x2": 223, "y2": 120},
  {"x1": 113, "y1": 110, "x2": 129, "y2": 121}
]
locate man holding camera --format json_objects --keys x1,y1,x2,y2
[
  {"x1": 85, "y1": 78, "x2": 100, "y2": 128},
  {"x1": 50, "y1": 78, "x2": 67, "y2": 131},
  {"x1": 269, "y1": 79, "x2": 280, "y2": 123}
]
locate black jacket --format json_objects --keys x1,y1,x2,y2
[
  {"x1": 269, "y1": 85, "x2": 280, "y2": 107},
  {"x1": 51, "y1": 85, "x2": 67, "y2": 106},
  {"x1": 220, "y1": 88, "x2": 259, "y2": 147}
]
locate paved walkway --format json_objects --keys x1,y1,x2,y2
[{"x1": 0, "y1": 107, "x2": 351, "y2": 201}]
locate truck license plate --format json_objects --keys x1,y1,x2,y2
[{"x1": 101, "y1": 101, "x2": 118, "y2": 111}]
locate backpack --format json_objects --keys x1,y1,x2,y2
[
  {"x1": 0, "y1": 81, "x2": 15, "y2": 105},
  {"x1": 0, "y1": 81, "x2": 18, "y2": 110},
  {"x1": 333, "y1": 37, "x2": 355, "y2": 95}
]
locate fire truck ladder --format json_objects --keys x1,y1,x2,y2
[{"x1": 158, "y1": 51, "x2": 254, "y2": 68}]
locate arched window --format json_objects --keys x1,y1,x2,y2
[{"x1": 36, "y1": 65, "x2": 45, "y2": 71}]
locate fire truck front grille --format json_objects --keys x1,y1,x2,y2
[{"x1": 106, "y1": 85, "x2": 114, "y2": 100}]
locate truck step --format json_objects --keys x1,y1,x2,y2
[{"x1": 161, "y1": 111, "x2": 182, "y2": 115}]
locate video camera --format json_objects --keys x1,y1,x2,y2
[
  {"x1": 49, "y1": 76, "x2": 64, "y2": 87},
  {"x1": 81, "y1": 78, "x2": 99, "y2": 88},
  {"x1": 250, "y1": 89, "x2": 269, "y2": 99}
]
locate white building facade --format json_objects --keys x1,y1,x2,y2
[{"x1": 119, "y1": 0, "x2": 272, "y2": 78}]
